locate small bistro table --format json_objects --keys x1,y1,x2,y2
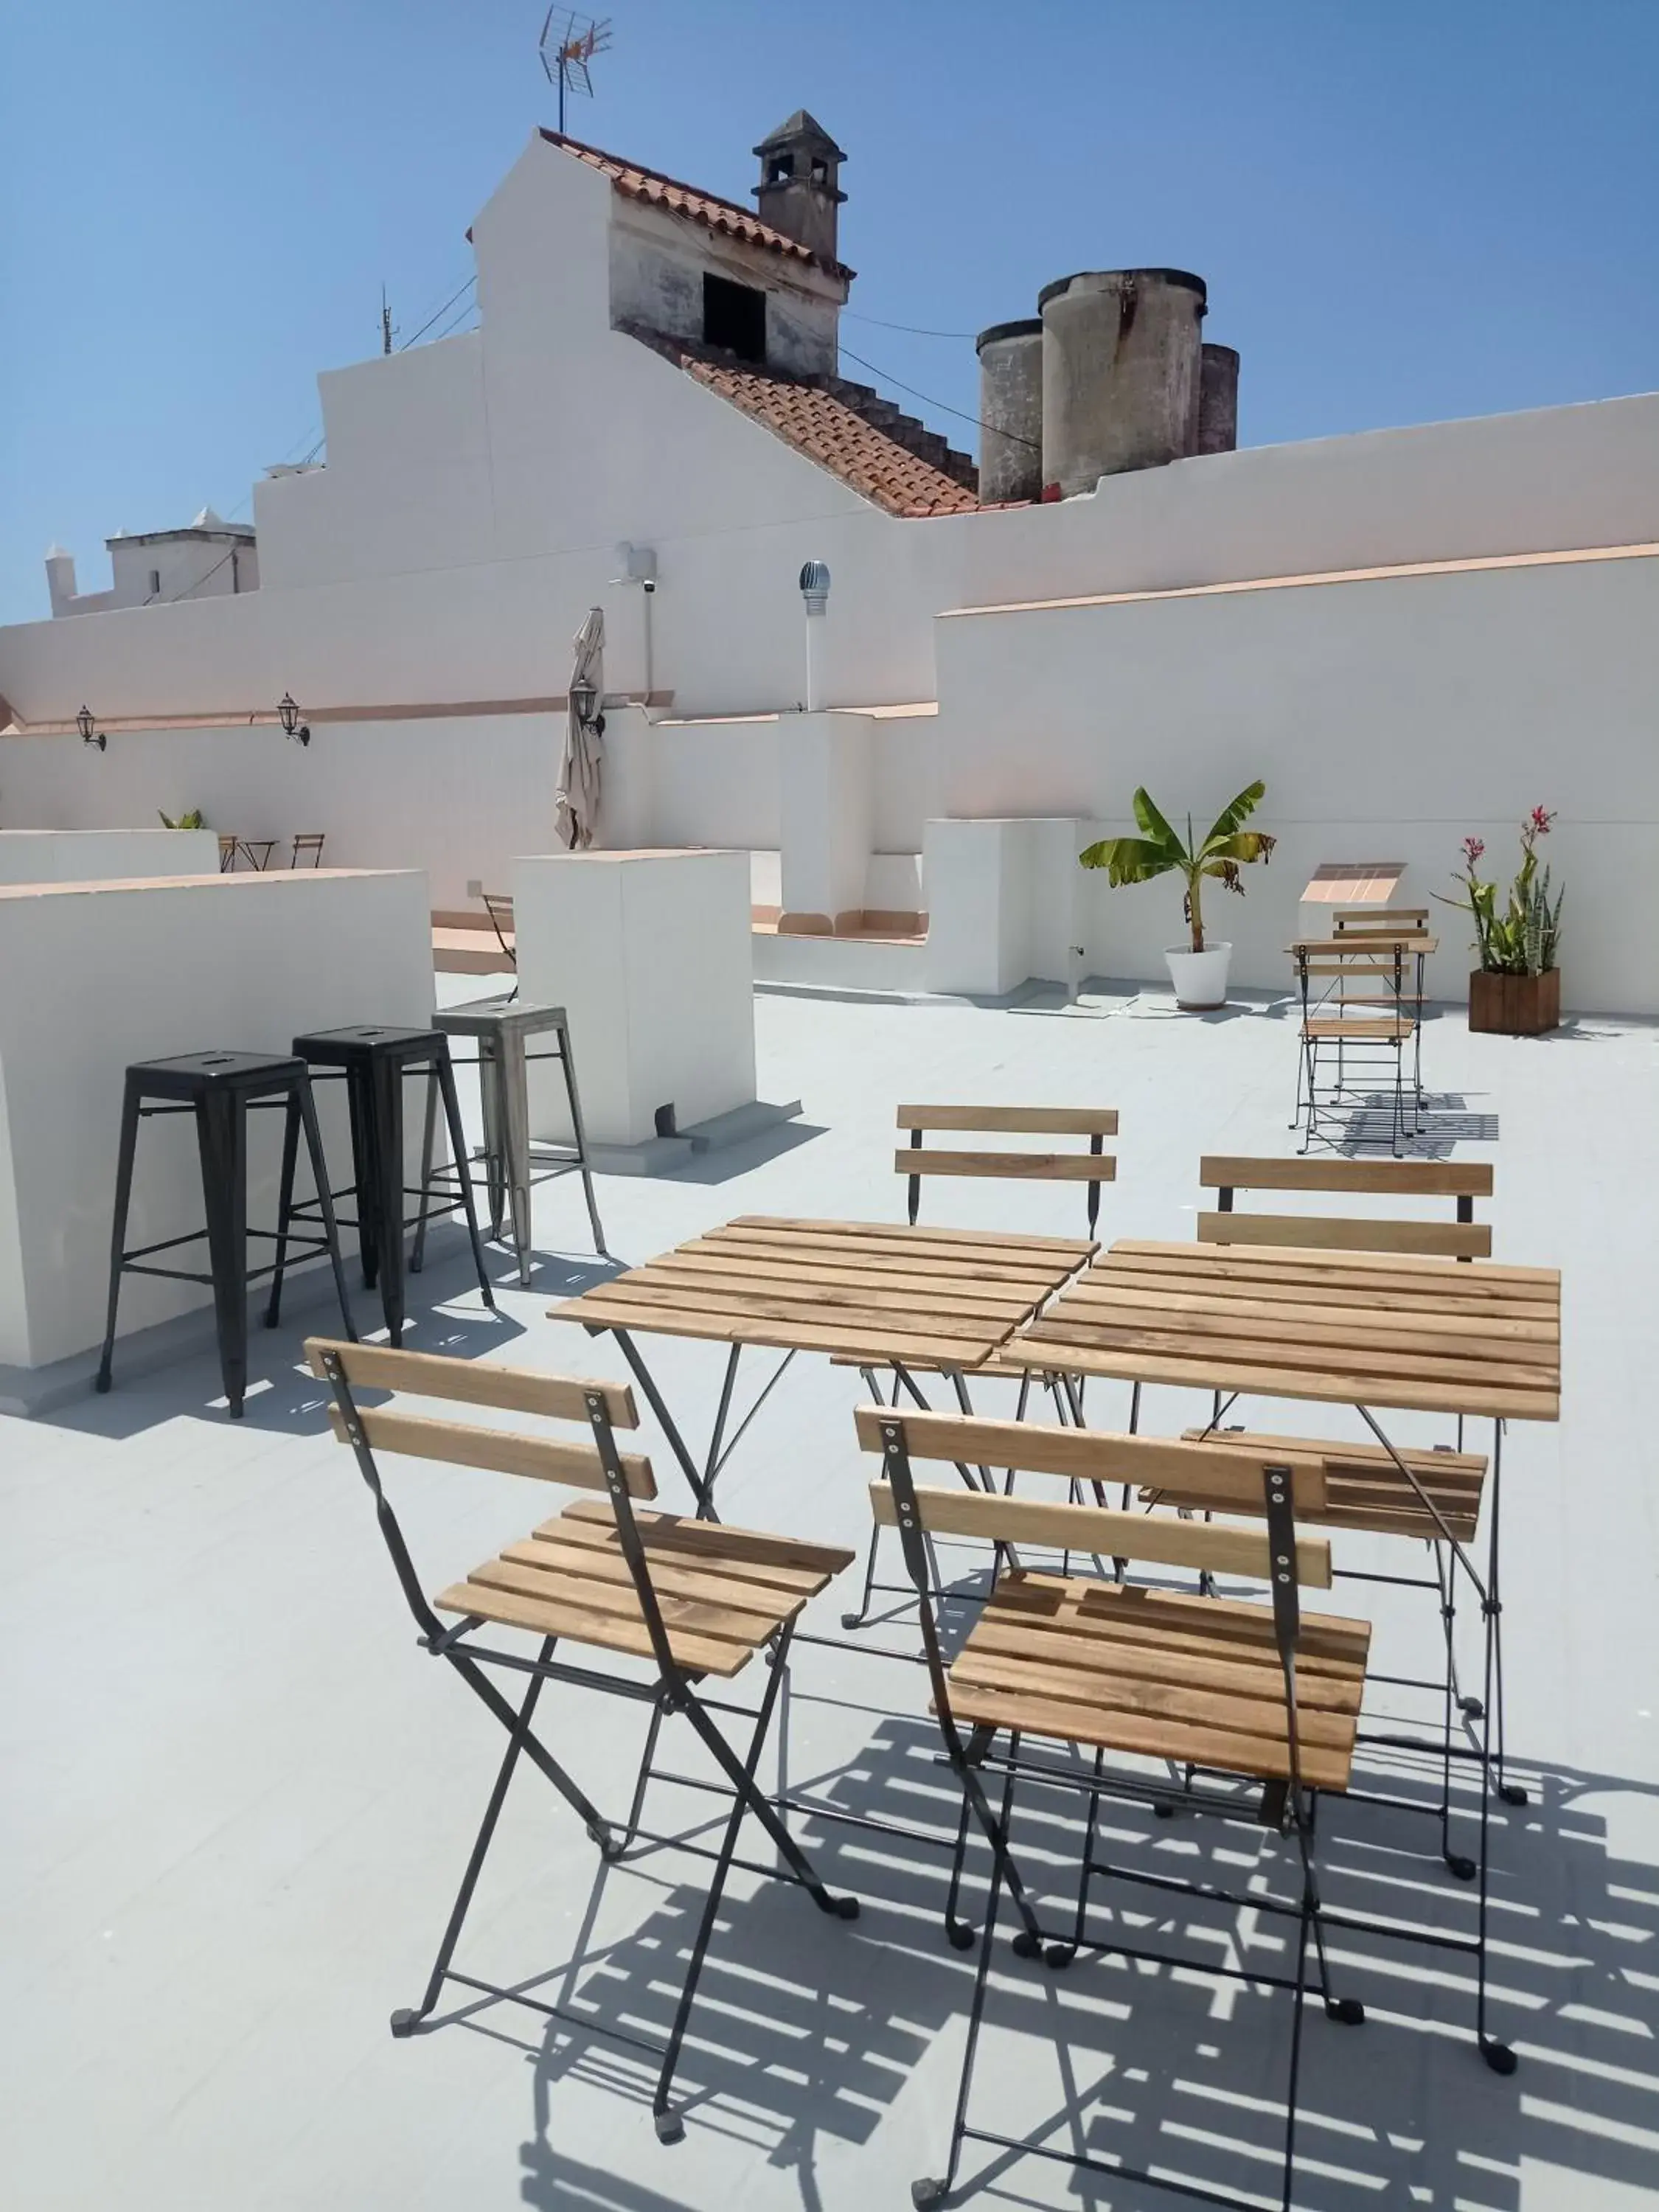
[
  {"x1": 1009, "y1": 1234, "x2": 1561, "y2": 2070},
  {"x1": 549, "y1": 1214, "x2": 1096, "y2": 1517}
]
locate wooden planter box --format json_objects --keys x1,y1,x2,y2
[{"x1": 1468, "y1": 967, "x2": 1560, "y2": 1035}]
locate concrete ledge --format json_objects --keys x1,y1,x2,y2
[{"x1": 584, "y1": 1096, "x2": 803, "y2": 1177}]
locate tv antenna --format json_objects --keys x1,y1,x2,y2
[{"x1": 540, "y1": 8, "x2": 612, "y2": 134}]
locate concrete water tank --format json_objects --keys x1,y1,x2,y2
[
  {"x1": 1039, "y1": 268, "x2": 1207, "y2": 494},
  {"x1": 1198, "y1": 343, "x2": 1240, "y2": 454},
  {"x1": 975, "y1": 319, "x2": 1044, "y2": 504}
]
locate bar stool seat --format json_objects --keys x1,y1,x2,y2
[
  {"x1": 96, "y1": 1050, "x2": 355, "y2": 1417},
  {"x1": 291, "y1": 1025, "x2": 495, "y2": 1347},
  {"x1": 416, "y1": 997, "x2": 605, "y2": 1286}
]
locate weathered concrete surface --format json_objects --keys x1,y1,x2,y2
[
  {"x1": 1040, "y1": 267, "x2": 1207, "y2": 491},
  {"x1": 975, "y1": 319, "x2": 1044, "y2": 503},
  {"x1": 1199, "y1": 339, "x2": 1241, "y2": 453}
]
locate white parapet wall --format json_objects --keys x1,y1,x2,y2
[
  {"x1": 0, "y1": 827, "x2": 220, "y2": 883},
  {"x1": 933, "y1": 543, "x2": 1659, "y2": 1012},
  {"x1": 778, "y1": 710, "x2": 874, "y2": 931},
  {"x1": 0, "y1": 868, "x2": 434, "y2": 1370},
  {"x1": 512, "y1": 847, "x2": 757, "y2": 1152},
  {"x1": 925, "y1": 818, "x2": 1091, "y2": 997}
]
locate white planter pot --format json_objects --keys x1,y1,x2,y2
[{"x1": 1164, "y1": 940, "x2": 1232, "y2": 1010}]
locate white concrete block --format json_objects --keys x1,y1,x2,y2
[
  {"x1": 778, "y1": 710, "x2": 873, "y2": 928},
  {"x1": 513, "y1": 848, "x2": 757, "y2": 1149},
  {"x1": 0, "y1": 827, "x2": 219, "y2": 883},
  {"x1": 0, "y1": 868, "x2": 434, "y2": 1368},
  {"x1": 923, "y1": 818, "x2": 1087, "y2": 996}
]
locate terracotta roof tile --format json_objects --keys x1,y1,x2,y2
[
  {"x1": 541, "y1": 129, "x2": 854, "y2": 282},
  {"x1": 633, "y1": 332, "x2": 979, "y2": 518}
]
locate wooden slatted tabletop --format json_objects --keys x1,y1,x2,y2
[
  {"x1": 549, "y1": 1215, "x2": 1097, "y2": 1369},
  {"x1": 1012, "y1": 1239, "x2": 1560, "y2": 1422}
]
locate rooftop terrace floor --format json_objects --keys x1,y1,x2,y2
[{"x1": 5, "y1": 975, "x2": 1657, "y2": 2212}]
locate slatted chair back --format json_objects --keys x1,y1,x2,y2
[
  {"x1": 857, "y1": 1403, "x2": 1330, "y2": 1802},
  {"x1": 1198, "y1": 1155, "x2": 1493, "y2": 1260},
  {"x1": 479, "y1": 889, "x2": 517, "y2": 970},
  {"x1": 1332, "y1": 905, "x2": 1429, "y2": 936},
  {"x1": 896, "y1": 1105, "x2": 1119, "y2": 1235},
  {"x1": 304, "y1": 1338, "x2": 680, "y2": 1660}
]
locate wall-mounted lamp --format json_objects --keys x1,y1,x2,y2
[
  {"x1": 76, "y1": 704, "x2": 106, "y2": 751},
  {"x1": 569, "y1": 677, "x2": 605, "y2": 736},
  {"x1": 277, "y1": 692, "x2": 311, "y2": 747}
]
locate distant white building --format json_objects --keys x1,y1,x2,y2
[
  {"x1": 46, "y1": 510, "x2": 258, "y2": 617},
  {"x1": 1, "y1": 109, "x2": 1656, "y2": 1009}
]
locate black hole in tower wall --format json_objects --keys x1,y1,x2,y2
[{"x1": 703, "y1": 274, "x2": 767, "y2": 364}]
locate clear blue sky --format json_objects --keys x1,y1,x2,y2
[{"x1": 3, "y1": 0, "x2": 1655, "y2": 625}]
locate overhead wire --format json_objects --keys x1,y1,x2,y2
[
  {"x1": 835, "y1": 341, "x2": 1040, "y2": 451},
  {"x1": 842, "y1": 309, "x2": 977, "y2": 340}
]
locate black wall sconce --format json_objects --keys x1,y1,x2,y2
[
  {"x1": 277, "y1": 692, "x2": 311, "y2": 747},
  {"x1": 76, "y1": 705, "x2": 106, "y2": 751},
  {"x1": 569, "y1": 678, "x2": 605, "y2": 736}
]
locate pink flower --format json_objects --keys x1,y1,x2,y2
[
  {"x1": 1529, "y1": 805, "x2": 1556, "y2": 835},
  {"x1": 1462, "y1": 835, "x2": 1486, "y2": 867}
]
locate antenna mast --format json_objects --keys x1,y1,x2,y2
[{"x1": 539, "y1": 7, "x2": 612, "y2": 134}]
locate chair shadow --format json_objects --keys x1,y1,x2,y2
[
  {"x1": 1332, "y1": 1090, "x2": 1502, "y2": 1157},
  {"x1": 476, "y1": 1696, "x2": 1659, "y2": 2212}
]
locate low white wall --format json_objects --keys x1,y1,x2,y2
[
  {"x1": 513, "y1": 849, "x2": 757, "y2": 1149},
  {"x1": 0, "y1": 827, "x2": 218, "y2": 882},
  {"x1": 0, "y1": 868, "x2": 433, "y2": 1368},
  {"x1": 934, "y1": 547, "x2": 1659, "y2": 1012},
  {"x1": 0, "y1": 716, "x2": 560, "y2": 908}
]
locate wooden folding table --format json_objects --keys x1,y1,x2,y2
[
  {"x1": 1010, "y1": 1234, "x2": 1560, "y2": 2070},
  {"x1": 549, "y1": 1214, "x2": 1095, "y2": 1517}
]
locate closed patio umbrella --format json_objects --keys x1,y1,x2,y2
[{"x1": 555, "y1": 605, "x2": 605, "y2": 849}]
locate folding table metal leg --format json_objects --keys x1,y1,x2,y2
[{"x1": 608, "y1": 1329, "x2": 720, "y2": 1520}]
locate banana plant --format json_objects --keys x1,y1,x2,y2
[
  {"x1": 157, "y1": 808, "x2": 206, "y2": 830},
  {"x1": 1079, "y1": 782, "x2": 1276, "y2": 953}
]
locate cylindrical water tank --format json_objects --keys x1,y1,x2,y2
[
  {"x1": 1197, "y1": 343, "x2": 1240, "y2": 455},
  {"x1": 975, "y1": 319, "x2": 1044, "y2": 504},
  {"x1": 1038, "y1": 268, "x2": 1206, "y2": 495}
]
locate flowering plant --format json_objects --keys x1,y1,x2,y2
[{"x1": 1441, "y1": 807, "x2": 1564, "y2": 975}]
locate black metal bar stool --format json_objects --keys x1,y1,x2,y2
[
  {"x1": 95, "y1": 1051, "x2": 356, "y2": 1418},
  {"x1": 290, "y1": 1026, "x2": 495, "y2": 1347}
]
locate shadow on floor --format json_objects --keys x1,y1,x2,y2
[
  {"x1": 1332, "y1": 1091, "x2": 1502, "y2": 1155},
  {"x1": 452, "y1": 1699, "x2": 1659, "y2": 2212},
  {"x1": 664, "y1": 1121, "x2": 830, "y2": 1187}
]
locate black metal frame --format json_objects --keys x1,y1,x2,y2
[
  {"x1": 316, "y1": 1349, "x2": 858, "y2": 2141},
  {"x1": 96, "y1": 1057, "x2": 356, "y2": 1416},
  {"x1": 288, "y1": 1030, "x2": 495, "y2": 1346},
  {"x1": 412, "y1": 1009, "x2": 606, "y2": 1284},
  {"x1": 877, "y1": 1419, "x2": 1363, "y2": 2212},
  {"x1": 1292, "y1": 941, "x2": 1426, "y2": 1155}
]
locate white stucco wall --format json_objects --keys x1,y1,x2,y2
[
  {"x1": 0, "y1": 715, "x2": 560, "y2": 908},
  {"x1": 933, "y1": 546, "x2": 1659, "y2": 1012},
  {"x1": 0, "y1": 828, "x2": 218, "y2": 882},
  {"x1": 0, "y1": 868, "x2": 433, "y2": 1368}
]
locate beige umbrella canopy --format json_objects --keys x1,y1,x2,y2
[{"x1": 555, "y1": 605, "x2": 605, "y2": 849}]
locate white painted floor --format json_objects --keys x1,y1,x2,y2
[{"x1": 4, "y1": 975, "x2": 1657, "y2": 2212}]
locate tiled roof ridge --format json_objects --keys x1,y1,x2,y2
[
  {"x1": 540, "y1": 128, "x2": 855, "y2": 282},
  {"x1": 623, "y1": 326, "x2": 979, "y2": 518}
]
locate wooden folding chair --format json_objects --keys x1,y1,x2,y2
[
  {"x1": 1200, "y1": 1154, "x2": 1493, "y2": 1261},
  {"x1": 290, "y1": 832, "x2": 325, "y2": 868},
  {"x1": 309, "y1": 1338, "x2": 858, "y2": 2140},
  {"x1": 897, "y1": 1104, "x2": 1118, "y2": 1237},
  {"x1": 480, "y1": 889, "x2": 517, "y2": 986},
  {"x1": 856, "y1": 1405, "x2": 1385, "y2": 2212},
  {"x1": 1291, "y1": 942, "x2": 1419, "y2": 1152}
]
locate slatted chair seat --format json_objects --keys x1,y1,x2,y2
[
  {"x1": 1303, "y1": 1014, "x2": 1415, "y2": 1041},
  {"x1": 439, "y1": 1500, "x2": 852, "y2": 1678},
  {"x1": 942, "y1": 1569, "x2": 1370, "y2": 1790},
  {"x1": 1164, "y1": 1427, "x2": 1486, "y2": 1543}
]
